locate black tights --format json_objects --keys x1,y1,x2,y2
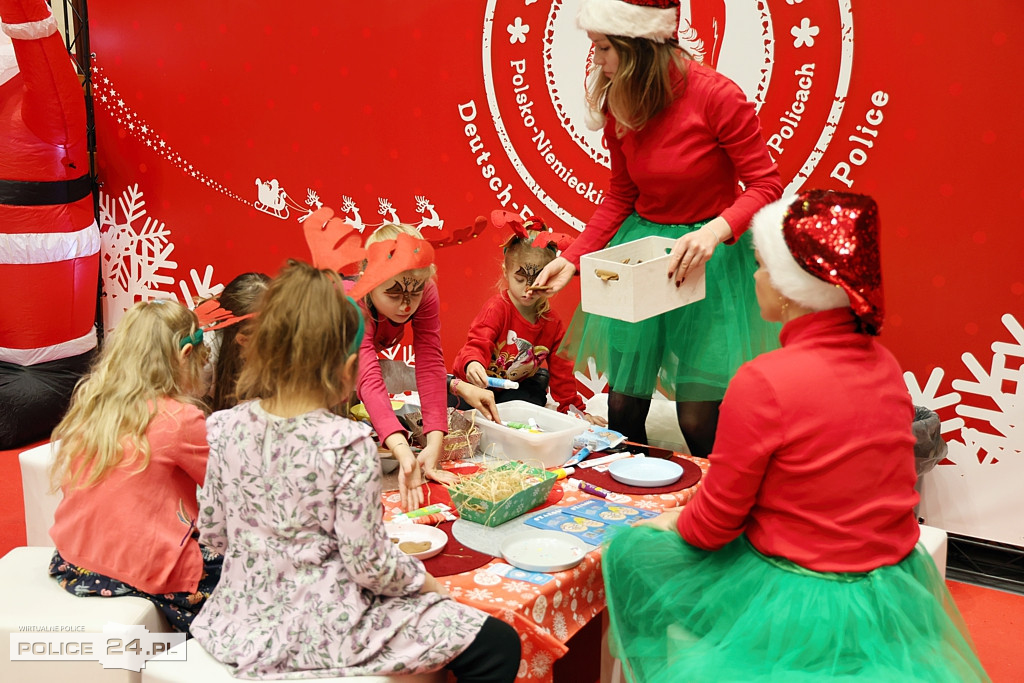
[
  {"x1": 445, "y1": 616, "x2": 521, "y2": 683},
  {"x1": 607, "y1": 391, "x2": 721, "y2": 458}
]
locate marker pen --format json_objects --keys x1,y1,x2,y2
[
  {"x1": 571, "y1": 479, "x2": 610, "y2": 499},
  {"x1": 564, "y1": 447, "x2": 591, "y2": 467},
  {"x1": 548, "y1": 466, "x2": 575, "y2": 480},
  {"x1": 487, "y1": 377, "x2": 520, "y2": 390}
]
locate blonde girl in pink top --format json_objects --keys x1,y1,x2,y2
[{"x1": 48, "y1": 299, "x2": 222, "y2": 633}]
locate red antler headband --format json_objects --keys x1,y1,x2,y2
[
  {"x1": 302, "y1": 206, "x2": 365, "y2": 274},
  {"x1": 491, "y1": 210, "x2": 577, "y2": 252},
  {"x1": 348, "y1": 233, "x2": 435, "y2": 299},
  {"x1": 193, "y1": 298, "x2": 255, "y2": 332}
]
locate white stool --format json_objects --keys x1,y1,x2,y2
[
  {"x1": 0, "y1": 545, "x2": 172, "y2": 683},
  {"x1": 19, "y1": 440, "x2": 63, "y2": 546},
  {"x1": 917, "y1": 523, "x2": 948, "y2": 579},
  {"x1": 143, "y1": 638, "x2": 446, "y2": 682}
]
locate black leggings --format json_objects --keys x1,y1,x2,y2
[
  {"x1": 607, "y1": 391, "x2": 721, "y2": 458},
  {"x1": 445, "y1": 616, "x2": 521, "y2": 683}
]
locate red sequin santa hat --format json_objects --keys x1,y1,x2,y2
[
  {"x1": 576, "y1": 0, "x2": 680, "y2": 43},
  {"x1": 750, "y1": 189, "x2": 885, "y2": 334}
]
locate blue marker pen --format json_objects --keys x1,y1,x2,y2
[
  {"x1": 487, "y1": 377, "x2": 520, "y2": 390},
  {"x1": 564, "y1": 447, "x2": 591, "y2": 467}
]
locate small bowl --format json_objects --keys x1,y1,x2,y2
[{"x1": 384, "y1": 523, "x2": 448, "y2": 560}]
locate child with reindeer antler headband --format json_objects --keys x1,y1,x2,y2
[
  {"x1": 301, "y1": 208, "x2": 500, "y2": 511},
  {"x1": 452, "y1": 211, "x2": 606, "y2": 425}
]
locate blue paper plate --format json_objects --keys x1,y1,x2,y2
[{"x1": 608, "y1": 457, "x2": 684, "y2": 488}]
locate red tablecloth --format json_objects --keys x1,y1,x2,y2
[{"x1": 381, "y1": 455, "x2": 711, "y2": 683}]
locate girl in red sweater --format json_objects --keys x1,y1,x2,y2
[
  {"x1": 48, "y1": 299, "x2": 221, "y2": 633},
  {"x1": 453, "y1": 214, "x2": 605, "y2": 425},
  {"x1": 602, "y1": 190, "x2": 988, "y2": 682}
]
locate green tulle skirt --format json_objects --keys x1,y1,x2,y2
[
  {"x1": 560, "y1": 213, "x2": 780, "y2": 401},
  {"x1": 602, "y1": 527, "x2": 990, "y2": 683}
]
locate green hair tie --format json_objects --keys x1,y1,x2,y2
[
  {"x1": 179, "y1": 328, "x2": 204, "y2": 349},
  {"x1": 346, "y1": 296, "x2": 365, "y2": 355}
]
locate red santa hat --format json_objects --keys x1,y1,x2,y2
[
  {"x1": 750, "y1": 189, "x2": 885, "y2": 334},
  {"x1": 576, "y1": 0, "x2": 680, "y2": 43}
]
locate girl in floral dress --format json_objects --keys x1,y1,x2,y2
[{"x1": 192, "y1": 260, "x2": 520, "y2": 681}]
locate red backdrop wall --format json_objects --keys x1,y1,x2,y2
[{"x1": 84, "y1": 1, "x2": 1024, "y2": 545}]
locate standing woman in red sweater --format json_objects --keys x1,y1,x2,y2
[
  {"x1": 602, "y1": 190, "x2": 989, "y2": 682},
  {"x1": 534, "y1": 0, "x2": 783, "y2": 456},
  {"x1": 47, "y1": 299, "x2": 221, "y2": 634}
]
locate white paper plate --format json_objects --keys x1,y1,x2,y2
[
  {"x1": 500, "y1": 530, "x2": 587, "y2": 573},
  {"x1": 608, "y1": 457, "x2": 683, "y2": 487},
  {"x1": 384, "y1": 523, "x2": 448, "y2": 560}
]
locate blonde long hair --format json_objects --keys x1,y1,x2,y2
[
  {"x1": 588, "y1": 36, "x2": 690, "y2": 137},
  {"x1": 50, "y1": 300, "x2": 208, "y2": 491},
  {"x1": 236, "y1": 260, "x2": 363, "y2": 409}
]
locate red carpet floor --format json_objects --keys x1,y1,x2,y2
[{"x1": 2, "y1": 442, "x2": 1021, "y2": 681}]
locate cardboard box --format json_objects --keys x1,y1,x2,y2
[
  {"x1": 472, "y1": 400, "x2": 589, "y2": 468},
  {"x1": 448, "y1": 462, "x2": 557, "y2": 527},
  {"x1": 579, "y1": 235, "x2": 706, "y2": 322}
]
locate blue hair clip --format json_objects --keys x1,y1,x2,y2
[
  {"x1": 346, "y1": 296, "x2": 365, "y2": 355},
  {"x1": 179, "y1": 328, "x2": 204, "y2": 349}
]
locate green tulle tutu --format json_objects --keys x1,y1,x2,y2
[
  {"x1": 602, "y1": 527, "x2": 990, "y2": 683},
  {"x1": 560, "y1": 213, "x2": 780, "y2": 401}
]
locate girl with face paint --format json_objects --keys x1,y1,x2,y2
[
  {"x1": 353, "y1": 224, "x2": 458, "y2": 510},
  {"x1": 453, "y1": 223, "x2": 606, "y2": 425}
]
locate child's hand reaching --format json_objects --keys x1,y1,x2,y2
[
  {"x1": 465, "y1": 361, "x2": 489, "y2": 388},
  {"x1": 584, "y1": 413, "x2": 608, "y2": 427},
  {"x1": 397, "y1": 455, "x2": 426, "y2": 511},
  {"x1": 453, "y1": 379, "x2": 501, "y2": 423},
  {"x1": 385, "y1": 435, "x2": 426, "y2": 511},
  {"x1": 418, "y1": 433, "x2": 458, "y2": 486}
]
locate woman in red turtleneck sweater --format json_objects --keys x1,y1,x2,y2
[
  {"x1": 534, "y1": 0, "x2": 782, "y2": 457},
  {"x1": 600, "y1": 190, "x2": 988, "y2": 682}
]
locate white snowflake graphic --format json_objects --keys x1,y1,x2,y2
[
  {"x1": 529, "y1": 651, "x2": 554, "y2": 678},
  {"x1": 503, "y1": 580, "x2": 533, "y2": 594},
  {"x1": 99, "y1": 184, "x2": 222, "y2": 329},
  {"x1": 507, "y1": 17, "x2": 530, "y2": 44},
  {"x1": 552, "y1": 612, "x2": 569, "y2": 641},
  {"x1": 909, "y1": 313, "x2": 1024, "y2": 545},
  {"x1": 791, "y1": 18, "x2": 820, "y2": 48},
  {"x1": 575, "y1": 356, "x2": 610, "y2": 413},
  {"x1": 99, "y1": 184, "x2": 178, "y2": 329},
  {"x1": 464, "y1": 588, "x2": 494, "y2": 601},
  {"x1": 180, "y1": 265, "x2": 224, "y2": 308},
  {"x1": 903, "y1": 367, "x2": 964, "y2": 435}
]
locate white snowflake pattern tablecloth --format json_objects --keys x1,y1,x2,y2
[{"x1": 382, "y1": 454, "x2": 710, "y2": 683}]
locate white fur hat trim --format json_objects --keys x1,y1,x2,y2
[
  {"x1": 577, "y1": 0, "x2": 679, "y2": 43},
  {"x1": 750, "y1": 195, "x2": 851, "y2": 311}
]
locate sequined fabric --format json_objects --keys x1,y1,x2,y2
[{"x1": 782, "y1": 190, "x2": 884, "y2": 334}]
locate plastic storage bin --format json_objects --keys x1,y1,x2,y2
[
  {"x1": 579, "y1": 235, "x2": 706, "y2": 322},
  {"x1": 471, "y1": 400, "x2": 589, "y2": 468}
]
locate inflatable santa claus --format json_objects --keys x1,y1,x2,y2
[{"x1": 0, "y1": 0, "x2": 99, "y2": 448}]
